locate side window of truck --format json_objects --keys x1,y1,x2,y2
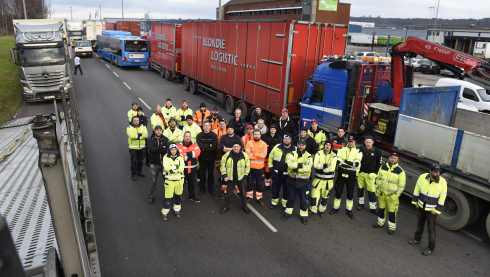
[
  {"x1": 310, "y1": 82, "x2": 325, "y2": 104},
  {"x1": 462, "y1": 88, "x2": 479, "y2": 102}
]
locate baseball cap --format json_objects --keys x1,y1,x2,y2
[
  {"x1": 169, "y1": 117, "x2": 177, "y2": 123},
  {"x1": 389, "y1": 152, "x2": 398, "y2": 157},
  {"x1": 132, "y1": 102, "x2": 137, "y2": 106},
  {"x1": 297, "y1": 138, "x2": 307, "y2": 145},
  {"x1": 155, "y1": 125, "x2": 163, "y2": 131},
  {"x1": 283, "y1": 133, "x2": 292, "y2": 139},
  {"x1": 282, "y1": 108, "x2": 288, "y2": 113},
  {"x1": 429, "y1": 163, "x2": 441, "y2": 172},
  {"x1": 348, "y1": 135, "x2": 356, "y2": 141},
  {"x1": 311, "y1": 119, "x2": 318, "y2": 124},
  {"x1": 247, "y1": 125, "x2": 254, "y2": 129},
  {"x1": 270, "y1": 124, "x2": 277, "y2": 130},
  {"x1": 212, "y1": 107, "x2": 219, "y2": 111},
  {"x1": 169, "y1": 143, "x2": 178, "y2": 150}
]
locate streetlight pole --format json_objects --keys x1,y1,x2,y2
[
  {"x1": 99, "y1": 0, "x2": 102, "y2": 22},
  {"x1": 428, "y1": 7, "x2": 434, "y2": 25},
  {"x1": 433, "y1": 0, "x2": 441, "y2": 43},
  {"x1": 122, "y1": 0, "x2": 124, "y2": 21},
  {"x1": 22, "y1": 0, "x2": 27, "y2": 19},
  {"x1": 70, "y1": 7, "x2": 73, "y2": 21}
]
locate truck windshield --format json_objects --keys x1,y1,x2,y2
[
  {"x1": 477, "y1": 89, "x2": 490, "y2": 102},
  {"x1": 69, "y1": 31, "x2": 83, "y2": 36},
  {"x1": 18, "y1": 47, "x2": 65, "y2": 66},
  {"x1": 124, "y1": 41, "x2": 148, "y2": 52}
]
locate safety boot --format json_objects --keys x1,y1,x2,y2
[
  {"x1": 270, "y1": 204, "x2": 276, "y2": 209},
  {"x1": 329, "y1": 208, "x2": 339, "y2": 215},
  {"x1": 388, "y1": 230, "x2": 395, "y2": 235},
  {"x1": 148, "y1": 197, "x2": 154, "y2": 204},
  {"x1": 357, "y1": 204, "x2": 363, "y2": 211},
  {"x1": 162, "y1": 214, "x2": 168, "y2": 221},
  {"x1": 257, "y1": 198, "x2": 265, "y2": 207},
  {"x1": 319, "y1": 212, "x2": 325, "y2": 218},
  {"x1": 302, "y1": 218, "x2": 308, "y2": 225},
  {"x1": 408, "y1": 240, "x2": 421, "y2": 245},
  {"x1": 347, "y1": 210, "x2": 354, "y2": 219},
  {"x1": 281, "y1": 215, "x2": 289, "y2": 221},
  {"x1": 372, "y1": 223, "x2": 382, "y2": 228},
  {"x1": 175, "y1": 212, "x2": 181, "y2": 219},
  {"x1": 422, "y1": 248, "x2": 434, "y2": 256}
]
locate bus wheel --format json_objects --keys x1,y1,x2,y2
[
  {"x1": 189, "y1": 80, "x2": 198, "y2": 95},
  {"x1": 183, "y1": 77, "x2": 190, "y2": 91},
  {"x1": 111, "y1": 56, "x2": 114, "y2": 65}
]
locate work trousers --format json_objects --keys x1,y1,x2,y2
[
  {"x1": 376, "y1": 193, "x2": 400, "y2": 230},
  {"x1": 199, "y1": 158, "x2": 215, "y2": 191},
  {"x1": 162, "y1": 179, "x2": 184, "y2": 215},
  {"x1": 414, "y1": 204, "x2": 438, "y2": 251},
  {"x1": 74, "y1": 64, "x2": 83, "y2": 74},
  {"x1": 333, "y1": 174, "x2": 357, "y2": 211},
  {"x1": 284, "y1": 181, "x2": 310, "y2": 219},
  {"x1": 184, "y1": 171, "x2": 198, "y2": 199},
  {"x1": 148, "y1": 164, "x2": 164, "y2": 198},
  {"x1": 247, "y1": 168, "x2": 265, "y2": 199},
  {"x1": 271, "y1": 172, "x2": 289, "y2": 207},
  {"x1": 224, "y1": 179, "x2": 247, "y2": 209},
  {"x1": 357, "y1": 172, "x2": 378, "y2": 211},
  {"x1": 310, "y1": 179, "x2": 334, "y2": 213},
  {"x1": 130, "y1": 149, "x2": 145, "y2": 177},
  {"x1": 264, "y1": 166, "x2": 271, "y2": 187}
]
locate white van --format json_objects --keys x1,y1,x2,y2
[{"x1": 435, "y1": 78, "x2": 490, "y2": 113}]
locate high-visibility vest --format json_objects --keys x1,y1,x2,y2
[
  {"x1": 150, "y1": 113, "x2": 166, "y2": 130},
  {"x1": 193, "y1": 109, "x2": 211, "y2": 127},
  {"x1": 241, "y1": 134, "x2": 253, "y2": 150},
  {"x1": 214, "y1": 127, "x2": 227, "y2": 159},
  {"x1": 207, "y1": 115, "x2": 223, "y2": 131},
  {"x1": 286, "y1": 150, "x2": 313, "y2": 185},
  {"x1": 337, "y1": 146, "x2": 362, "y2": 177},
  {"x1": 268, "y1": 144, "x2": 296, "y2": 175},
  {"x1": 162, "y1": 153, "x2": 184, "y2": 182},
  {"x1": 163, "y1": 127, "x2": 184, "y2": 144},
  {"x1": 412, "y1": 173, "x2": 447, "y2": 214},
  {"x1": 377, "y1": 162, "x2": 406, "y2": 196},
  {"x1": 220, "y1": 151, "x2": 250, "y2": 181},
  {"x1": 245, "y1": 140, "x2": 267, "y2": 169},
  {"x1": 127, "y1": 124, "x2": 148, "y2": 150},
  {"x1": 128, "y1": 109, "x2": 142, "y2": 123},
  {"x1": 313, "y1": 150, "x2": 337, "y2": 180},
  {"x1": 308, "y1": 129, "x2": 327, "y2": 150},
  {"x1": 162, "y1": 105, "x2": 177, "y2": 125},
  {"x1": 183, "y1": 123, "x2": 202, "y2": 143},
  {"x1": 177, "y1": 142, "x2": 200, "y2": 174},
  {"x1": 176, "y1": 108, "x2": 193, "y2": 128}
]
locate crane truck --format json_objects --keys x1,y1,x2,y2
[{"x1": 299, "y1": 36, "x2": 490, "y2": 237}]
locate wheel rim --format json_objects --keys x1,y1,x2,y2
[
  {"x1": 237, "y1": 103, "x2": 246, "y2": 118},
  {"x1": 440, "y1": 195, "x2": 459, "y2": 221},
  {"x1": 226, "y1": 98, "x2": 233, "y2": 112},
  {"x1": 184, "y1": 78, "x2": 189, "y2": 88},
  {"x1": 190, "y1": 81, "x2": 195, "y2": 92}
]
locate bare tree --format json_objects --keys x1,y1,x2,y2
[{"x1": 0, "y1": 0, "x2": 50, "y2": 36}]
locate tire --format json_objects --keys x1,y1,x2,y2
[
  {"x1": 165, "y1": 69, "x2": 170, "y2": 81},
  {"x1": 486, "y1": 212, "x2": 490, "y2": 238},
  {"x1": 225, "y1": 97, "x2": 235, "y2": 115},
  {"x1": 189, "y1": 80, "x2": 198, "y2": 95},
  {"x1": 436, "y1": 69, "x2": 440, "y2": 74},
  {"x1": 111, "y1": 56, "x2": 114, "y2": 65},
  {"x1": 468, "y1": 196, "x2": 483, "y2": 226},
  {"x1": 237, "y1": 102, "x2": 247, "y2": 119},
  {"x1": 160, "y1": 68, "x2": 165, "y2": 78},
  {"x1": 421, "y1": 71, "x2": 425, "y2": 74},
  {"x1": 415, "y1": 68, "x2": 419, "y2": 72},
  {"x1": 437, "y1": 187, "x2": 476, "y2": 231},
  {"x1": 183, "y1": 77, "x2": 190, "y2": 91}
]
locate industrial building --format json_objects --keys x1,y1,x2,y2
[{"x1": 221, "y1": 0, "x2": 350, "y2": 25}]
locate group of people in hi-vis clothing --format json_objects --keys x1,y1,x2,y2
[{"x1": 127, "y1": 102, "x2": 447, "y2": 256}]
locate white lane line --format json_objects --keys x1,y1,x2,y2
[
  {"x1": 105, "y1": 64, "x2": 110, "y2": 68},
  {"x1": 179, "y1": 84, "x2": 183, "y2": 86},
  {"x1": 123, "y1": 82, "x2": 131, "y2": 90},
  {"x1": 207, "y1": 99, "x2": 215, "y2": 103},
  {"x1": 460, "y1": 230, "x2": 482, "y2": 241},
  {"x1": 233, "y1": 191, "x2": 278, "y2": 233},
  {"x1": 139, "y1": 98, "x2": 151, "y2": 110},
  {"x1": 113, "y1": 71, "x2": 119, "y2": 77}
]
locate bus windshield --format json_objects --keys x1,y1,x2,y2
[
  {"x1": 125, "y1": 41, "x2": 148, "y2": 52},
  {"x1": 18, "y1": 47, "x2": 65, "y2": 66}
]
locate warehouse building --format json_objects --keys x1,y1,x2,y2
[{"x1": 221, "y1": 0, "x2": 350, "y2": 25}]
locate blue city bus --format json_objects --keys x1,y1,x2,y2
[{"x1": 97, "y1": 30, "x2": 149, "y2": 67}]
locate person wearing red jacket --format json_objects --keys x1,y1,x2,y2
[{"x1": 177, "y1": 131, "x2": 201, "y2": 203}]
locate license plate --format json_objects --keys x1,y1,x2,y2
[
  {"x1": 44, "y1": 96, "x2": 55, "y2": 99},
  {"x1": 133, "y1": 60, "x2": 141, "y2": 62}
]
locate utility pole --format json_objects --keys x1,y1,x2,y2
[
  {"x1": 433, "y1": 0, "x2": 441, "y2": 43},
  {"x1": 70, "y1": 7, "x2": 73, "y2": 21},
  {"x1": 428, "y1": 7, "x2": 434, "y2": 25},
  {"x1": 22, "y1": 0, "x2": 27, "y2": 19},
  {"x1": 122, "y1": 0, "x2": 124, "y2": 21},
  {"x1": 99, "y1": 0, "x2": 102, "y2": 22},
  {"x1": 218, "y1": 0, "x2": 222, "y2": 20}
]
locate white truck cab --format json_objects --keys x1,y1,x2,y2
[{"x1": 435, "y1": 78, "x2": 490, "y2": 113}]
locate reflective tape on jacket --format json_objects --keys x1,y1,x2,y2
[
  {"x1": 220, "y1": 151, "x2": 250, "y2": 181},
  {"x1": 377, "y1": 162, "x2": 406, "y2": 195},
  {"x1": 411, "y1": 173, "x2": 447, "y2": 214}
]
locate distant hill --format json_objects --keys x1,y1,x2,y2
[{"x1": 350, "y1": 16, "x2": 490, "y2": 28}]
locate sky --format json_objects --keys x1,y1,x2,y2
[{"x1": 46, "y1": 0, "x2": 490, "y2": 21}]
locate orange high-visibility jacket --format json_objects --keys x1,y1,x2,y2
[
  {"x1": 193, "y1": 109, "x2": 211, "y2": 127},
  {"x1": 242, "y1": 134, "x2": 253, "y2": 150},
  {"x1": 213, "y1": 127, "x2": 227, "y2": 159},
  {"x1": 245, "y1": 139, "x2": 267, "y2": 169}
]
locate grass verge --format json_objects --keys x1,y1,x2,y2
[{"x1": 0, "y1": 36, "x2": 22, "y2": 126}]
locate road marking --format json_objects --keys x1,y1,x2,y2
[
  {"x1": 460, "y1": 230, "x2": 482, "y2": 241},
  {"x1": 139, "y1": 98, "x2": 151, "y2": 110},
  {"x1": 113, "y1": 72, "x2": 119, "y2": 77},
  {"x1": 207, "y1": 99, "x2": 214, "y2": 103},
  {"x1": 233, "y1": 192, "x2": 278, "y2": 233},
  {"x1": 105, "y1": 64, "x2": 110, "y2": 68},
  {"x1": 123, "y1": 82, "x2": 131, "y2": 90},
  {"x1": 179, "y1": 84, "x2": 183, "y2": 86}
]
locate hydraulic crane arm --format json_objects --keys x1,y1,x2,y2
[{"x1": 389, "y1": 36, "x2": 490, "y2": 106}]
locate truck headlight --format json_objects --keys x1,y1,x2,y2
[{"x1": 23, "y1": 85, "x2": 33, "y2": 93}]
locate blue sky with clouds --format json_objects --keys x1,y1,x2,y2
[{"x1": 47, "y1": 0, "x2": 489, "y2": 21}]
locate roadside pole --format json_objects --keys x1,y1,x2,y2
[{"x1": 385, "y1": 35, "x2": 390, "y2": 57}]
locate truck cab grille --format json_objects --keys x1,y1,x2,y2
[{"x1": 27, "y1": 72, "x2": 64, "y2": 88}]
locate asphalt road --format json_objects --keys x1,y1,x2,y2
[{"x1": 18, "y1": 55, "x2": 490, "y2": 276}]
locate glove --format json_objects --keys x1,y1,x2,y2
[
  {"x1": 369, "y1": 173, "x2": 377, "y2": 179},
  {"x1": 187, "y1": 152, "x2": 193, "y2": 160},
  {"x1": 323, "y1": 164, "x2": 328, "y2": 169},
  {"x1": 137, "y1": 133, "x2": 142, "y2": 139},
  {"x1": 181, "y1": 116, "x2": 185, "y2": 121},
  {"x1": 297, "y1": 163, "x2": 303, "y2": 169},
  {"x1": 175, "y1": 165, "x2": 179, "y2": 170}
]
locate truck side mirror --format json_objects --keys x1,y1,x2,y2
[{"x1": 10, "y1": 48, "x2": 17, "y2": 64}]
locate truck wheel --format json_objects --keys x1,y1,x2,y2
[
  {"x1": 225, "y1": 97, "x2": 235, "y2": 115},
  {"x1": 183, "y1": 77, "x2": 190, "y2": 91},
  {"x1": 160, "y1": 68, "x2": 165, "y2": 78},
  {"x1": 237, "y1": 102, "x2": 247, "y2": 119},
  {"x1": 468, "y1": 196, "x2": 483, "y2": 226},
  {"x1": 165, "y1": 69, "x2": 170, "y2": 81},
  {"x1": 437, "y1": 187, "x2": 476, "y2": 231},
  {"x1": 486, "y1": 212, "x2": 490, "y2": 238},
  {"x1": 189, "y1": 80, "x2": 198, "y2": 95}
]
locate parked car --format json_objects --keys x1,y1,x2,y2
[
  {"x1": 75, "y1": 41, "x2": 93, "y2": 57},
  {"x1": 419, "y1": 60, "x2": 440, "y2": 74},
  {"x1": 412, "y1": 59, "x2": 425, "y2": 72},
  {"x1": 440, "y1": 69, "x2": 455, "y2": 77},
  {"x1": 345, "y1": 52, "x2": 356, "y2": 60},
  {"x1": 355, "y1": 52, "x2": 380, "y2": 60},
  {"x1": 436, "y1": 78, "x2": 490, "y2": 113}
]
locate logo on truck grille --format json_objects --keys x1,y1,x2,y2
[{"x1": 42, "y1": 73, "x2": 50, "y2": 79}]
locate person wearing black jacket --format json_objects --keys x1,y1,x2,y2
[
  {"x1": 251, "y1": 106, "x2": 267, "y2": 126},
  {"x1": 147, "y1": 125, "x2": 170, "y2": 204},
  {"x1": 262, "y1": 124, "x2": 280, "y2": 190},
  {"x1": 332, "y1": 127, "x2": 348, "y2": 153},
  {"x1": 196, "y1": 121, "x2": 219, "y2": 195},
  {"x1": 228, "y1": 109, "x2": 246, "y2": 137},
  {"x1": 136, "y1": 106, "x2": 151, "y2": 166},
  {"x1": 357, "y1": 136, "x2": 382, "y2": 213},
  {"x1": 293, "y1": 127, "x2": 319, "y2": 158},
  {"x1": 275, "y1": 108, "x2": 296, "y2": 138},
  {"x1": 218, "y1": 125, "x2": 242, "y2": 198}
]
